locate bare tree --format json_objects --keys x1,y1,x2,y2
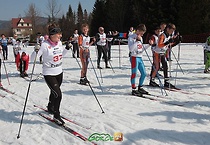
[
  {"x1": 46, "y1": 0, "x2": 61, "y2": 22},
  {"x1": 25, "y1": 3, "x2": 41, "y2": 35}
]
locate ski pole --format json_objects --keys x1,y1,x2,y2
[
  {"x1": 171, "y1": 49, "x2": 184, "y2": 74},
  {"x1": 89, "y1": 57, "x2": 103, "y2": 92},
  {"x1": 118, "y1": 39, "x2": 121, "y2": 68},
  {"x1": 87, "y1": 81, "x2": 105, "y2": 113},
  {"x1": 102, "y1": 46, "x2": 115, "y2": 73},
  {"x1": 139, "y1": 41, "x2": 167, "y2": 96},
  {"x1": 70, "y1": 46, "x2": 81, "y2": 69},
  {"x1": 1, "y1": 52, "x2": 10, "y2": 85},
  {"x1": 17, "y1": 46, "x2": 39, "y2": 139}
]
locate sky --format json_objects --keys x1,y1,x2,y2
[{"x1": 0, "y1": 0, "x2": 95, "y2": 21}]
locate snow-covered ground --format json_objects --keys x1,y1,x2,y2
[{"x1": 0, "y1": 43, "x2": 210, "y2": 145}]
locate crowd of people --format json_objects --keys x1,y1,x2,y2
[{"x1": 0, "y1": 21, "x2": 210, "y2": 126}]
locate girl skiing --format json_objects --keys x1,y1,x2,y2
[
  {"x1": 31, "y1": 22, "x2": 70, "y2": 125},
  {"x1": 78, "y1": 24, "x2": 96, "y2": 85},
  {"x1": 15, "y1": 49, "x2": 29, "y2": 77}
]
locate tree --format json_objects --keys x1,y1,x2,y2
[
  {"x1": 46, "y1": 0, "x2": 61, "y2": 22},
  {"x1": 90, "y1": 0, "x2": 106, "y2": 36},
  {"x1": 25, "y1": 3, "x2": 41, "y2": 40},
  {"x1": 77, "y1": 2, "x2": 84, "y2": 32}
]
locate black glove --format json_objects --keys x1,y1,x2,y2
[
  {"x1": 65, "y1": 41, "x2": 72, "y2": 50},
  {"x1": 168, "y1": 38, "x2": 174, "y2": 43},
  {"x1": 164, "y1": 38, "x2": 174, "y2": 45},
  {"x1": 151, "y1": 44, "x2": 156, "y2": 47}
]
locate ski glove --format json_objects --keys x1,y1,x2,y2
[
  {"x1": 164, "y1": 38, "x2": 174, "y2": 45},
  {"x1": 65, "y1": 41, "x2": 72, "y2": 50},
  {"x1": 34, "y1": 44, "x2": 40, "y2": 53}
]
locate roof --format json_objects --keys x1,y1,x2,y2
[{"x1": 11, "y1": 18, "x2": 32, "y2": 29}]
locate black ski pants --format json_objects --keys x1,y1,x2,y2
[{"x1": 44, "y1": 73, "x2": 63, "y2": 115}]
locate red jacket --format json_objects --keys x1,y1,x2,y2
[{"x1": 15, "y1": 52, "x2": 29, "y2": 71}]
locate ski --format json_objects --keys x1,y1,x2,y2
[
  {"x1": 34, "y1": 105, "x2": 91, "y2": 130},
  {"x1": 131, "y1": 93, "x2": 186, "y2": 107},
  {"x1": 0, "y1": 87, "x2": 15, "y2": 95},
  {"x1": 39, "y1": 113, "x2": 97, "y2": 145}
]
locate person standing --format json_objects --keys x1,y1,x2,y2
[
  {"x1": 78, "y1": 24, "x2": 95, "y2": 85},
  {"x1": 128, "y1": 24, "x2": 150, "y2": 96},
  {"x1": 0, "y1": 46, "x2": 2, "y2": 87},
  {"x1": 31, "y1": 22, "x2": 70, "y2": 125},
  {"x1": 0, "y1": 34, "x2": 9, "y2": 60},
  {"x1": 36, "y1": 33, "x2": 45, "y2": 63},
  {"x1": 203, "y1": 36, "x2": 210, "y2": 73},
  {"x1": 155, "y1": 23, "x2": 177, "y2": 88},
  {"x1": 96, "y1": 27, "x2": 110, "y2": 69},
  {"x1": 149, "y1": 26, "x2": 162, "y2": 87},
  {"x1": 106, "y1": 31, "x2": 119, "y2": 61},
  {"x1": 72, "y1": 29, "x2": 79, "y2": 58},
  {"x1": 12, "y1": 34, "x2": 20, "y2": 59}
]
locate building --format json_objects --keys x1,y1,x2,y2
[{"x1": 11, "y1": 18, "x2": 32, "y2": 39}]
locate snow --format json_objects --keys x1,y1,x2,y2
[{"x1": 1, "y1": 43, "x2": 210, "y2": 145}]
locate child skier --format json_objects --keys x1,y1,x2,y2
[
  {"x1": 15, "y1": 49, "x2": 29, "y2": 77},
  {"x1": 128, "y1": 24, "x2": 151, "y2": 96},
  {"x1": 78, "y1": 24, "x2": 96, "y2": 85},
  {"x1": 151, "y1": 23, "x2": 177, "y2": 88},
  {"x1": 203, "y1": 36, "x2": 210, "y2": 73},
  {"x1": 149, "y1": 26, "x2": 162, "y2": 87}
]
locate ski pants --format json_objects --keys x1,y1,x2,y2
[
  {"x1": 130, "y1": 56, "x2": 146, "y2": 89},
  {"x1": 44, "y1": 73, "x2": 63, "y2": 114},
  {"x1": 150, "y1": 52, "x2": 168, "y2": 79},
  {"x1": 97, "y1": 45, "x2": 108, "y2": 67},
  {"x1": 73, "y1": 43, "x2": 79, "y2": 58},
  {"x1": 205, "y1": 51, "x2": 210, "y2": 69},
  {"x1": 80, "y1": 48, "x2": 90, "y2": 77},
  {"x1": 2, "y1": 45, "x2": 8, "y2": 60}
]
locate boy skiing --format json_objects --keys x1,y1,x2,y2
[
  {"x1": 150, "y1": 23, "x2": 177, "y2": 88},
  {"x1": 149, "y1": 26, "x2": 162, "y2": 87},
  {"x1": 203, "y1": 36, "x2": 210, "y2": 73},
  {"x1": 78, "y1": 24, "x2": 96, "y2": 85},
  {"x1": 72, "y1": 29, "x2": 79, "y2": 58},
  {"x1": 95, "y1": 27, "x2": 110, "y2": 69},
  {"x1": 128, "y1": 24, "x2": 151, "y2": 96}
]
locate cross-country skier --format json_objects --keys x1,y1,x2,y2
[
  {"x1": 0, "y1": 34, "x2": 9, "y2": 60},
  {"x1": 152, "y1": 23, "x2": 177, "y2": 88},
  {"x1": 78, "y1": 24, "x2": 96, "y2": 85},
  {"x1": 31, "y1": 22, "x2": 70, "y2": 126},
  {"x1": 15, "y1": 49, "x2": 29, "y2": 77},
  {"x1": 203, "y1": 36, "x2": 210, "y2": 73},
  {"x1": 128, "y1": 24, "x2": 151, "y2": 96},
  {"x1": 106, "y1": 30, "x2": 119, "y2": 61},
  {"x1": 149, "y1": 26, "x2": 162, "y2": 87},
  {"x1": 95, "y1": 27, "x2": 110, "y2": 69},
  {"x1": 0, "y1": 46, "x2": 2, "y2": 87},
  {"x1": 72, "y1": 29, "x2": 79, "y2": 58}
]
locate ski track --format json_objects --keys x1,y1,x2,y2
[{"x1": 0, "y1": 44, "x2": 210, "y2": 145}]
